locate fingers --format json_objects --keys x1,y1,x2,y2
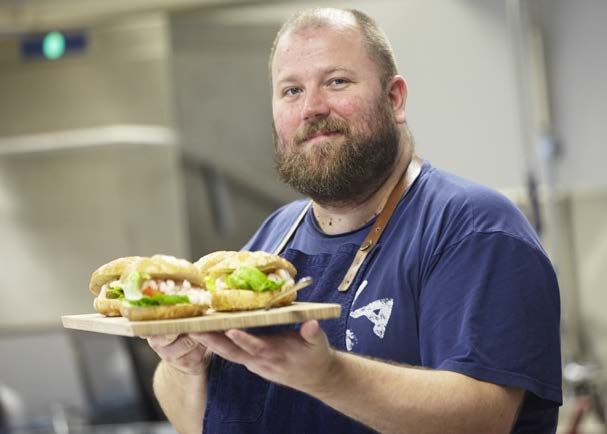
[
  {"x1": 225, "y1": 329, "x2": 269, "y2": 357},
  {"x1": 300, "y1": 320, "x2": 323, "y2": 345},
  {"x1": 147, "y1": 334, "x2": 192, "y2": 360},
  {"x1": 191, "y1": 332, "x2": 251, "y2": 364},
  {"x1": 146, "y1": 334, "x2": 179, "y2": 346},
  {"x1": 146, "y1": 334, "x2": 207, "y2": 375}
]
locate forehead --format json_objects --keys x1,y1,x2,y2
[{"x1": 272, "y1": 25, "x2": 377, "y2": 82}]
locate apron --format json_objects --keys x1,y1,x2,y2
[
  {"x1": 203, "y1": 157, "x2": 423, "y2": 433},
  {"x1": 203, "y1": 240, "x2": 379, "y2": 434}
]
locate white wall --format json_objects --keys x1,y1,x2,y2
[
  {"x1": 0, "y1": 14, "x2": 188, "y2": 329},
  {"x1": 0, "y1": 13, "x2": 172, "y2": 136},
  {"x1": 540, "y1": 0, "x2": 607, "y2": 192},
  {"x1": 0, "y1": 15, "x2": 187, "y2": 428},
  {"x1": 367, "y1": 0, "x2": 526, "y2": 189}
]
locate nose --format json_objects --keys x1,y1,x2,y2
[{"x1": 301, "y1": 89, "x2": 330, "y2": 122}]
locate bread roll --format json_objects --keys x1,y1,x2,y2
[
  {"x1": 211, "y1": 285, "x2": 296, "y2": 311},
  {"x1": 194, "y1": 251, "x2": 238, "y2": 276},
  {"x1": 89, "y1": 256, "x2": 141, "y2": 295},
  {"x1": 93, "y1": 297, "x2": 123, "y2": 317},
  {"x1": 125, "y1": 255, "x2": 203, "y2": 286},
  {"x1": 206, "y1": 251, "x2": 296, "y2": 278},
  {"x1": 120, "y1": 303, "x2": 209, "y2": 321},
  {"x1": 90, "y1": 254, "x2": 209, "y2": 319},
  {"x1": 202, "y1": 251, "x2": 298, "y2": 311}
]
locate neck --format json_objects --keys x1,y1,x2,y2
[{"x1": 312, "y1": 145, "x2": 415, "y2": 235}]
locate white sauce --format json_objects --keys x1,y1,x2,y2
[
  {"x1": 140, "y1": 278, "x2": 210, "y2": 305},
  {"x1": 215, "y1": 276, "x2": 228, "y2": 290},
  {"x1": 267, "y1": 268, "x2": 295, "y2": 285}
]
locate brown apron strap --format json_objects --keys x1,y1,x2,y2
[
  {"x1": 337, "y1": 155, "x2": 423, "y2": 292},
  {"x1": 272, "y1": 201, "x2": 313, "y2": 255}
]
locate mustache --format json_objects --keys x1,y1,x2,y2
[{"x1": 293, "y1": 117, "x2": 350, "y2": 145}]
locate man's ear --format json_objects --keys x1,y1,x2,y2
[{"x1": 387, "y1": 75, "x2": 408, "y2": 124}]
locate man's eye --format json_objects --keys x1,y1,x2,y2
[
  {"x1": 284, "y1": 87, "x2": 302, "y2": 96},
  {"x1": 329, "y1": 78, "x2": 349, "y2": 86}
]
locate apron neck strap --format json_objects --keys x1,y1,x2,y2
[
  {"x1": 272, "y1": 201, "x2": 312, "y2": 256},
  {"x1": 337, "y1": 155, "x2": 423, "y2": 292}
]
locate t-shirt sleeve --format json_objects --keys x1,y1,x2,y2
[{"x1": 419, "y1": 231, "x2": 562, "y2": 406}]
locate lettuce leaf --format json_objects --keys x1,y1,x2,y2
[
  {"x1": 224, "y1": 266, "x2": 283, "y2": 292},
  {"x1": 123, "y1": 271, "x2": 151, "y2": 301},
  {"x1": 128, "y1": 294, "x2": 190, "y2": 307},
  {"x1": 204, "y1": 276, "x2": 217, "y2": 292}
]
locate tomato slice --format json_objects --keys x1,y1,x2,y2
[{"x1": 142, "y1": 288, "x2": 163, "y2": 297}]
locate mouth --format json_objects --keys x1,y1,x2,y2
[{"x1": 301, "y1": 131, "x2": 343, "y2": 145}]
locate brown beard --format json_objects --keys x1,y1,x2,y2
[{"x1": 273, "y1": 96, "x2": 400, "y2": 205}]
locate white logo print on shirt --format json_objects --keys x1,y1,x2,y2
[
  {"x1": 349, "y1": 298, "x2": 394, "y2": 339},
  {"x1": 345, "y1": 329, "x2": 358, "y2": 352},
  {"x1": 345, "y1": 281, "x2": 394, "y2": 351}
]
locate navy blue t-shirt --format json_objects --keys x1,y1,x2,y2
[{"x1": 243, "y1": 160, "x2": 562, "y2": 433}]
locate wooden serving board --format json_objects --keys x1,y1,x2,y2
[{"x1": 62, "y1": 302, "x2": 341, "y2": 337}]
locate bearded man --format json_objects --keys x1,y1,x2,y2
[{"x1": 149, "y1": 8, "x2": 562, "y2": 434}]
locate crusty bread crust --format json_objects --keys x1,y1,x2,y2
[
  {"x1": 119, "y1": 303, "x2": 209, "y2": 321},
  {"x1": 89, "y1": 256, "x2": 142, "y2": 295},
  {"x1": 211, "y1": 286, "x2": 296, "y2": 312},
  {"x1": 124, "y1": 255, "x2": 203, "y2": 286},
  {"x1": 194, "y1": 251, "x2": 238, "y2": 276},
  {"x1": 207, "y1": 251, "x2": 297, "y2": 278},
  {"x1": 93, "y1": 297, "x2": 123, "y2": 317}
]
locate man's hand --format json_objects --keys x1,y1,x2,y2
[
  {"x1": 190, "y1": 320, "x2": 336, "y2": 394},
  {"x1": 146, "y1": 334, "x2": 211, "y2": 375},
  {"x1": 148, "y1": 334, "x2": 210, "y2": 434}
]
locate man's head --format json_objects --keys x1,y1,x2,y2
[
  {"x1": 269, "y1": 8, "x2": 398, "y2": 88},
  {"x1": 270, "y1": 8, "x2": 411, "y2": 206}
]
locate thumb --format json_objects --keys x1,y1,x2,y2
[
  {"x1": 300, "y1": 320, "x2": 325, "y2": 346},
  {"x1": 147, "y1": 333, "x2": 179, "y2": 347}
]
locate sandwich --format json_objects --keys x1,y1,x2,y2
[
  {"x1": 195, "y1": 250, "x2": 297, "y2": 311},
  {"x1": 90, "y1": 254, "x2": 211, "y2": 321},
  {"x1": 89, "y1": 256, "x2": 141, "y2": 317}
]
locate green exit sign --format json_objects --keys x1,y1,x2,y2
[
  {"x1": 21, "y1": 31, "x2": 87, "y2": 61},
  {"x1": 42, "y1": 32, "x2": 66, "y2": 59}
]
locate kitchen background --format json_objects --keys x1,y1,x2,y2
[{"x1": 0, "y1": 0, "x2": 605, "y2": 432}]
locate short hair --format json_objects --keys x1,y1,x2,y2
[{"x1": 269, "y1": 8, "x2": 399, "y2": 88}]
